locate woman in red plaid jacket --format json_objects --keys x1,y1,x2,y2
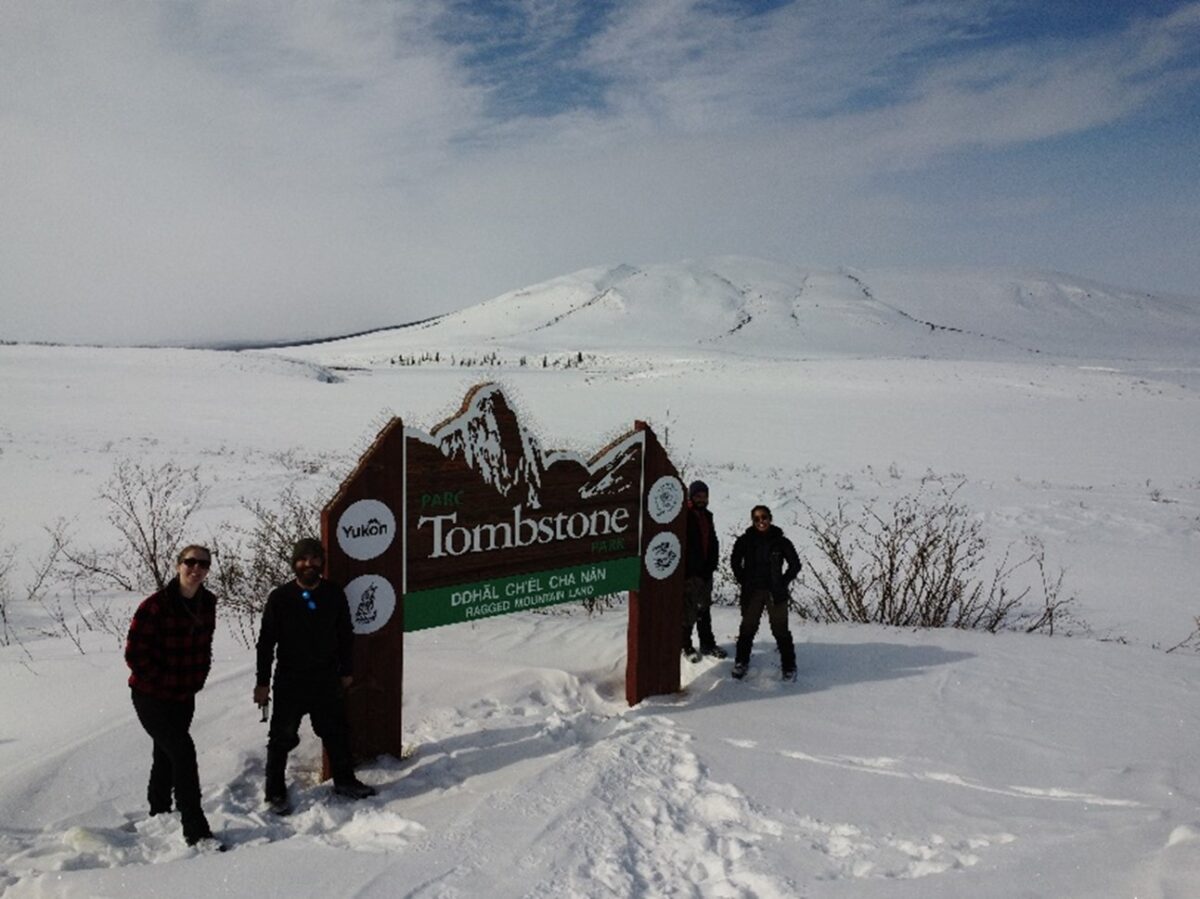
[{"x1": 124, "y1": 544, "x2": 221, "y2": 849}]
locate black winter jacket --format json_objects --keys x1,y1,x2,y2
[
  {"x1": 730, "y1": 525, "x2": 801, "y2": 603},
  {"x1": 684, "y1": 503, "x2": 719, "y2": 580},
  {"x1": 256, "y1": 579, "x2": 353, "y2": 687}
]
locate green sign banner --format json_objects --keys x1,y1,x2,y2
[{"x1": 404, "y1": 555, "x2": 641, "y2": 632}]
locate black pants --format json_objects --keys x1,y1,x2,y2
[
  {"x1": 130, "y1": 688, "x2": 211, "y2": 841},
  {"x1": 266, "y1": 677, "x2": 355, "y2": 793},
  {"x1": 735, "y1": 588, "x2": 796, "y2": 670},
  {"x1": 682, "y1": 576, "x2": 717, "y2": 650}
]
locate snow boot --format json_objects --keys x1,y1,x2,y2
[
  {"x1": 731, "y1": 662, "x2": 748, "y2": 680},
  {"x1": 333, "y1": 778, "x2": 377, "y2": 800},
  {"x1": 182, "y1": 814, "x2": 223, "y2": 851},
  {"x1": 265, "y1": 790, "x2": 293, "y2": 816},
  {"x1": 190, "y1": 836, "x2": 228, "y2": 853},
  {"x1": 264, "y1": 747, "x2": 290, "y2": 813}
]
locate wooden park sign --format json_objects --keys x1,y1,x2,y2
[{"x1": 322, "y1": 383, "x2": 687, "y2": 763}]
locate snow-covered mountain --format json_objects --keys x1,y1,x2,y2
[{"x1": 276, "y1": 257, "x2": 1200, "y2": 366}]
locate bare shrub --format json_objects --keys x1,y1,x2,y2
[
  {"x1": 579, "y1": 592, "x2": 624, "y2": 615},
  {"x1": 22, "y1": 459, "x2": 208, "y2": 653},
  {"x1": 211, "y1": 483, "x2": 323, "y2": 647},
  {"x1": 0, "y1": 534, "x2": 16, "y2": 646},
  {"x1": 55, "y1": 459, "x2": 208, "y2": 593},
  {"x1": 1165, "y1": 616, "x2": 1200, "y2": 654},
  {"x1": 792, "y1": 484, "x2": 1078, "y2": 634},
  {"x1": 0, "y1": 531, "x2": 48, "y2": 659},
  {"x1": 32, "y1": 521, "x2": 126, "y2": 649},
  {"x1": 712, "y1": 525, "x2": 746, "y2": 607},
  {"x1": 0, "y1": 526, "x2": 111, "y2": 654}
]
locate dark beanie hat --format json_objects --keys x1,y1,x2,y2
[
  {"x1": 688, "y1": 480, "x2": 709, "y2": 498},
  {"x1": 291, "y1": 537, "x2": 325, "y2": 564}
]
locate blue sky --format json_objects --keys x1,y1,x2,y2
[{"x1": 2, "y1": 0, "x2": 1198, "y2": 344}]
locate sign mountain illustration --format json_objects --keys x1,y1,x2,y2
[{"x1": 430, "y1": 384, "x2": 641, "y2": 509}]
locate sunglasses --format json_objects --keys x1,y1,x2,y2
[
  {"x1": 181, "y1": 557, "x2": 211, "y2": 569},
  {"x1": 752, "y1": 515, "x2": 771, "y2": 523}
]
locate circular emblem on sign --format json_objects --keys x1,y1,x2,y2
[
  {"x1": 647, "y1": 476, "x2": 684, "y2": 525},
  {"x1": 336, "y1": 499, "x2": 396, "y2": 561},
  {"x1": 344, "y1": 574, "x2": 396, "y2": 635},
  {"x1": 644, "y1": 531, "x2": 682, "y2": 580}
]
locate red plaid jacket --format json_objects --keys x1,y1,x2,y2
[{"x1": 125, "y1": 578, "x2": 217, "y2": 701}]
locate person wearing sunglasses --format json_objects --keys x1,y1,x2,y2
[
  {"x1": 729, "y1": 505, "x2": 801, "y2": 681},
  {"x1": 253, "y1": 537, "x2": 376, "y2": 815},
  {"x1": 124, "y1": 544, "x2": 223, "y2": 850}
]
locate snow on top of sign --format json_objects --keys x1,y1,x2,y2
[
  {"x1": 431, "y1": 383, "x2": 547, "y2": 507},
  {"x1": 580, "y1": 430, "x2": 645, "y2": 500},
  {"x1": 543, "y1": 448, "x2": 588, "y2": 467},
  {"x1": 406, "y1": 384, "x2": 647, "y2": 506}
]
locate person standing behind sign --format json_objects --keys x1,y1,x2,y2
[
  {"x1": 125, "y1": 544, "x2": 224, "y2": 850},
  {"x1": 682, "y1": 480, "x2": 726, "y2": 662},
  {"x1": 253, "y1": 537, "x2": 376, "y2": 813},
  {"x1": 729, "y1": 505, "x2": 801, "y2": 681}
]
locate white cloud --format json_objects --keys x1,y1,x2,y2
[{"x1": 1, "y1": 0, "x2": 1197, "y2": 344}]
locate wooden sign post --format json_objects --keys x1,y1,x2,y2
[
  {"x1": 321, "y1": 385, "x2": 687, "y2": 767},
  {"x1": 322, "y1": 419, "x2": 407, "y2": 763},
  {"x1": 626, "y1": 421, "x2": 687, "y2": 704}
]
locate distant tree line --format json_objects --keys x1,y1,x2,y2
[{"x1": 386, "y1": 351, "x2": 594, "y2": 369}]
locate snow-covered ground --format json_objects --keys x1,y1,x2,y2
[{"x1": 2, "y1": 259, "x2": 1199, "y2": 897}]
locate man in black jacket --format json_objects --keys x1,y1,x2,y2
[
  {"x1": 254, "y1": 538, "x2": 376, "y2": 813},
  {"x1": 729, "y1": 505, "x2": 801, "y2": 680},
  {"x1": 682, "y1": 480, "x2": 726, "y2": 662}
]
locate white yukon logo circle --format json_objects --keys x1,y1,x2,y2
[
  {"x1": 345, "y1": 574, "x2": 396, "y2": 635},
  {"x1": 647, "y1": 476, "x2": 684, "y2": 524},
  {"x1": 337, "y1": 499, "x2": 396, "y2": 561},
  {"x1": 645, "y1": 531, "x2": 682, "y2": 580}
]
